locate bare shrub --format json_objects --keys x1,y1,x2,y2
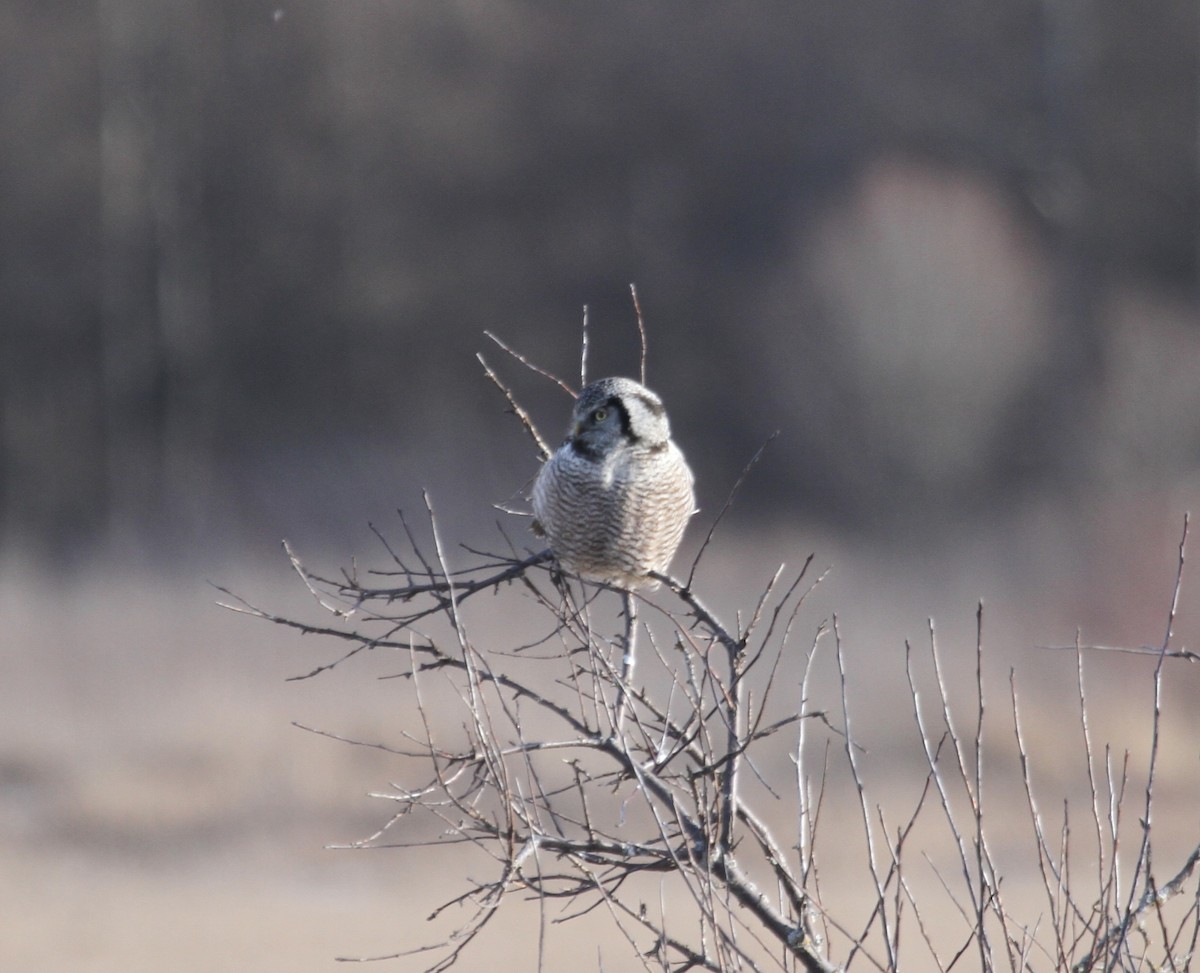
[{"x1": 221, "y1": 326, "x2": 1199, "y2": 972}]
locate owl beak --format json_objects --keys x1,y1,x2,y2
[{"x1": 570, "y1": 421, "x2": 583, "y2": 440}]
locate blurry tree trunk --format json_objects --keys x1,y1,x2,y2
[
  {"x1": 1036, "y1": 0, "x2": 1104, "y2": 480},
  {"x1": 98, "y1": 0, "x2": 214, "y2": 555},
  {"x1": 0, "y1": 6, "x2": 108, "y2": 560},
  {"x1": 326, "y1": 5, "x2": 408, "y2": 333}
]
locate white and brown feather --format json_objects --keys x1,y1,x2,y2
[{"x1": 532, "y1": 377, "x2": 695, "y2": 588}]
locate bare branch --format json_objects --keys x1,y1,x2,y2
[
  {"x1": 685, "y1": 433, "x2": 778, "y2": 590},
  {"x1": 479, "y1": 351, "x2": 552, "y2": 460},
  {"x1": 483, "y1": 330, "x2": 577, "y2": 397}
]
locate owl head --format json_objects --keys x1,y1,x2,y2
[{"x1": 569, "y1": 377, "x2": 672, "y2": 458}]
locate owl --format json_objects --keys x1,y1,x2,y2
[{"x1": 532, "y1": 376, "x2": 695, "y2": 589}]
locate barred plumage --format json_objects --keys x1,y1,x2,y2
[{"x1": 532, "y1": 377, "x2": 695, "y2": 588}]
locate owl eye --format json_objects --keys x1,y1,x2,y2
[{"x1": 592, "y1": 407, "x2": 608, "y2": 423}]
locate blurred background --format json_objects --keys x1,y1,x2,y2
[{"x1": 3, "y1": 1, "x2": 1199, "y2": 970}]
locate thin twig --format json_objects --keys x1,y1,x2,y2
[
  {"x1": 837, "y1": 614, "x2": 895, "y2": 970},
  {"x1": 629, "y1": 282, "x2": 648, "y2": 386},
  {"x1": 479, "y1": 351, "x2": 553, "y2": 460},
  {"x1": 579, "y1": 304, "x2": 589, "y2": 389},
  {"x1": 686, "y1": 433, "x2": 779, "y2": 589},
  {"x1": 483, "y1": 330, "x2": 577, "y2": 397},
  {"x1": 1086, "y1": 512, "x2": 1190, "y2": 973},
  {"x1": 613, "y1": 590, "x2": 637, "y2": 735},
  {"x1": 1038, "y1": 643, "x2": 1199, "y2": 662}
]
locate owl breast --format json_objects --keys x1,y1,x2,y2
[{"x1": 532, "y1": 438, "x2": 694, "y2": 588}]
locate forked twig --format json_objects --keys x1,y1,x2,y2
[{"x1": 483, "y1": 330, "x2": 577, "y2": 397}]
